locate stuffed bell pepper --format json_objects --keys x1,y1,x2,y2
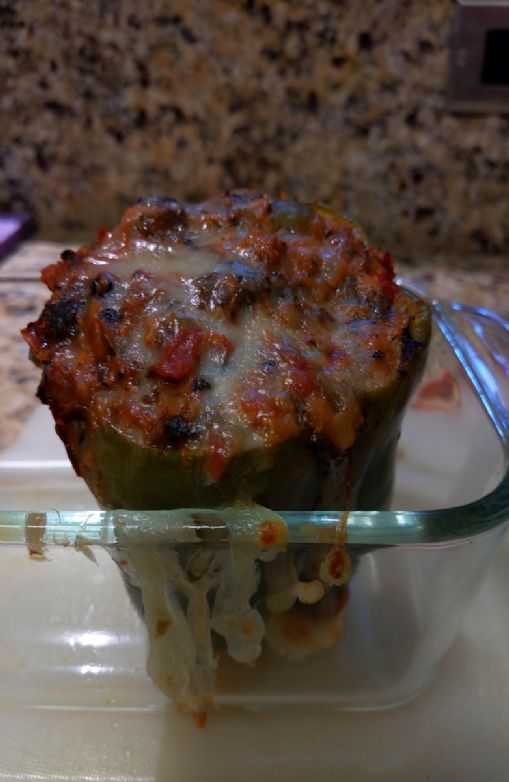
[{"x1": 23, "y1": 192, "x2": 431, "y2": 719}]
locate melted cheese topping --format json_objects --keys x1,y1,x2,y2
[{"x1": 24, "y1": 192, "x2": 429, "y2": 484}]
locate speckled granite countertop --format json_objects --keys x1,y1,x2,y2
[
  {"x1": 3, "y1": 0, "x2": 509, "y2": 258},
  {"x1": 0, "y1": 241, "x2": 507, "y2": 453}
]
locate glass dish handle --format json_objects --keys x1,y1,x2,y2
[
  {"x1": 399, "y1": 278, "x2": 509, "y2": 445},
  {"x1": 433, "y1": 301, "x2": 509, "y2": 446}
]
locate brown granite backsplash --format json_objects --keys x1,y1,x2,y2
[{"x1": 2, "y1": 0, "x2": 509, "y2": 260}]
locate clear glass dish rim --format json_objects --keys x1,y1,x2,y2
[{"x1": 0, "y1": 297, "x2": 508, "y2": 549}]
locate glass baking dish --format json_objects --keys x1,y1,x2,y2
[{"x1": 0, "y1": 276, "x2": 507, "y2": 720}]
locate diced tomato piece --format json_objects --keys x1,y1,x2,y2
[
  {"x1": 238, "y1": 385, "x2": 298, "y2": 443},
  {"x1": 239, "y1": 388, "x2": 277, "y2": 417},
  {"x1": 153, "y1": 328, "x2": 205, "y2": 381},
  {"x1": 283, "y1": 354, "x2": 316, "y2": 396}
]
